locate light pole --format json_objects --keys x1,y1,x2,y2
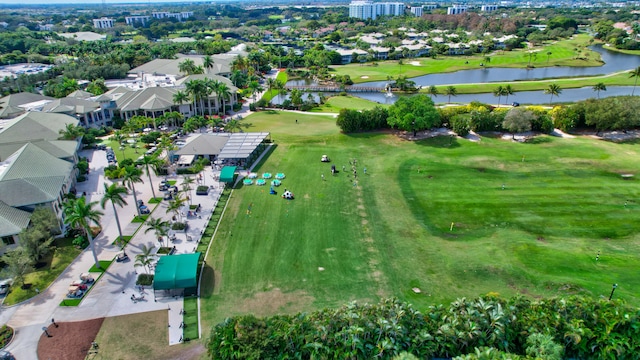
[{"x1": 609, "y1": 283, "x2": 618, "y2": 300}]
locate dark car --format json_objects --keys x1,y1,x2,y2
[
  {"x1": 512, "y1": 102, "x2": 520, "y2": 107},
  {"x1": 139, "y1": 205, "x2": 150, "y2": 214},
  {"x1": 136, "y1": 199, "x2": 144, "y2": 207},
  {"x1": 159, "y1": 183, "x2": 169, "y2": 191}
]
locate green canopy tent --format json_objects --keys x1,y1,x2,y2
[
  {"x1": 219, "y1": 166, "x2": 237, "y2": 183},
  {"x1": 153, "y1": 252, "x2": 201, "y2": 291}
]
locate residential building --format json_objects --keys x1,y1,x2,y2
[
  {"x1": 349, "y1": 0, "x2": 406, "y2": 19},
  {"x1": 125, "y1": 15, "x2": 151, "y2": 26},
  {"x1": 0, "y1": 93, "x2": 54, "y2": 119},
  {"x1": 447, "y1": 5, "x2": 467, "y2": 14},
  {"x1": 152, "y1": 11, "x2": 194, "y2": 21},
  {"x1": 57, "y1": 32, "x2": 107, "y2": 42},
  {"x1": 410, "y1": 6, "x2": 423, "y2": 16},
  {"x1": 423, "y1": 4, "x2": 438, "y2": 10},
  {"x1": 0, "y1": 112, "x2": 81, "y2": 248},
  {"x1": 92, "y1": 17, "x2": 115, "y2": 29},
  {"x1": 481, "y1": 4, "x2": 498, "y2": 11}
]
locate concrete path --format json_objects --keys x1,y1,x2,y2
[{"x1": 4, "y1": 143, "x2": 226, "y2": 358}]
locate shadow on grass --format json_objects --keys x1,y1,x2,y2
[
  {"x1": 199, "y1": 265, "x2": 215, "y2": 298},
  {"x1": 524, "y1": 136, "x2": 553, "y2": 144},
  {"x1": 415, "y1": 135, "x2": 461, "y2": 149}
]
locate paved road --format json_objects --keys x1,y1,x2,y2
[{"x1": 4, "y1": 143, "x2": 225, "y2": 358}]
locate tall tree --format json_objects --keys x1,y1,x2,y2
[
  {"x1": 100, "y1": 183, "x2": 128, "y2": 246},
  {"x1": 544, "y1": 84, "x2": 562, "y2": 105},
  {"x1": 140, "y1": 155, "x2": 160, "y2": 200},
  {"x1": 428, "y1": 85, "x2": 439, "y2": 99},
  {"x1": 592, "y1": 82, "x2": 607, "y2": 99},
  {"x1": 503, "y1": 85, "x2": 515, "y2": 105},
  {"x1": 503, "y1": 108, "x2": 534, "y2": 139},
  {"x1": 247, "y1": 80, "x2": 264, "y2": 104},
  {"x1": 493, "y1": 85, "x2": 506, "y2": 107},
  {"x1": 135, "y1": 244, "x2": 155, "y2": 273},
  {"x1": 58, "y1": 123, "x2": 84, "y2": 140},
  {"x1": 63, "y1": 197, "x2": 104, "y2": 269},
  {"x1": 445, "y1": 86, "x2": 458, "y2": 103},
  {"x1": 172, "y1": 90, "x2": 191, "y2": 115},
  {"x1": 145, "y1": 217, "x2": 169, "y2": 247},
  {"x1": 215, "y1": 83, "x2": 232, "y2": 115},
  {"x1": 122, "y1": 166, "x2": 144, "y2": 217},
  {"x1": 387, "y1": 94, "x2": 440, "y2": 134},
  {"x1": 203, "y1": 55, "x2": 215, "y2": 74},
  {"x1": 629, "y1": 66, "x2": 640, "y2": 96}
]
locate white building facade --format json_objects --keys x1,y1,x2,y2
[
  {"x1": 447, "y1": 5, "x2": 467, "y2": 15},
  {"x1": 410, "y1": 6, "x2": 423, "y2": 16},
  {"x1": 92, "y1": 17, "x2": 115, "y2": 29},
  {"x1": 349, "y1": 1, "x2": 406, "y2": 19},
  {"x1": 481, "y1": 4, "x2": 498, "y2": 12}
]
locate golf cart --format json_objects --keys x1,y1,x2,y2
[
  {"x1": 321, "y1": 154, "x2": 330, "y2": 162},
  {"x1": 116, "y1": 251, "x2": 129, "y2": 262}
]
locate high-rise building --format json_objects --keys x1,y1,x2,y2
[
  {"x1": 447, "y1": 5, "x2": 467, "y2": 15},
  {"x1": 349, "y1": 1, "x2": 406, "y2": 19},
  {"x1": 410, "y1": 6, "x2": 423, "y2": 16},
  {"x1": 481, "y1": 4, "x2": 498, "y2": 12},
  {"x1": 92, "y1": 17, "x2": 114, "y2": 29}
]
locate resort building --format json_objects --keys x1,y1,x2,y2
[{"x1": 447, "y1": 5, "x2": 467, "y2": 14}]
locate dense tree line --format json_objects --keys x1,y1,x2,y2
[
  {"x1": 336, "y1": 107, "x2": 389, "y2": 133},
  {"x1": 207, "y1": 296, "x2": 639, "y2": 359}
]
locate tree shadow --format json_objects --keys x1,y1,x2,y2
[
  {"x1": 414, "y1": 135, "x2": 461, "y2": 148},
  {"x1": 103, "y1": 270, "x2": 137, "y2": 294},
  {"x1": 199, "y1": 265, "x2": 215, "y2": 297}
]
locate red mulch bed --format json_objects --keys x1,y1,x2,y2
[{"x1": 37, "y1": 318, "x2": 104, "y2": 360}]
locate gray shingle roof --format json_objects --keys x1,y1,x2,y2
[
  {"x1": 0, "y1": 143, "x2": 73, "y2": 181},
  {"x1": 0, "y1": 200, "x2": 31, "y2": 238},
  {"x1": 174, "y1": 133, "x2": 230, "y2": 156},
  {"x1": 0, "y1": 92, "x2": 54, "y2": 119},
  {"x1": 41, "y1": 97, "x2": 100, "y2": 115},
  {"x1": 0, "y1": 140, "x2": 78, "y2": 161},
  {"x1": 0, "y1": 112, "x2": 79, "y2": 144}
]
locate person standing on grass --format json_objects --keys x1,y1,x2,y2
[{"x1": 321, "y1": 174, "x2": 325, "y2": 181}]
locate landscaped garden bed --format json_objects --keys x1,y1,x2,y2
[
  {"x1": 0, "y1": 325, "x2": 14, "y2": 349},
  {"x1": 196, "y1": 185, "x2": 209, "y2": 195}
]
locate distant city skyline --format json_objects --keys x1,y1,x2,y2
[{"x1": 0, "y1": 0, "x2": 210, "y2": 4}]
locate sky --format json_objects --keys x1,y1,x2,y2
[{"x1": 0, "y1": 0, "x2": 210, "y2": 4}]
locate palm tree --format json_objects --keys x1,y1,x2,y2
[
  {"x1": 629, "y1": 66, "x2": 640, "y2": 95},
  {"x1": 493, "y1": 85, "x2": 505, "y2": 107},
  {"x1": 546, "y1": 51, "x2": 552, "y2": 64},
  {"x1": 122, "y1": 166, "x2": 144, "y2": 216},
  {"x1": 205, "y1": 79, "x2": 220, "y2": 116},
  {"x1": 145, "y1": 217, "x2": 169, "y2": 247},
  {"x1": 58, "y1": 123, "x2": 84, "y2": 140},
  {"x1": 63, "y1": 197, "x2": 104, "y2": 269},
  {"x1": 166, "y1": 197, "x2": 185, "y2": 222},
  {"x1": 135, "y1": 244, "x2": 155, "y2": 274},
  {"x1": 445, "y1": 86, "x2": 458, "y2": 103},
  {"x1": 592, "y1": 82, "x2": 607, "y2": 99},
  {"x1": 100, "y1": 183, "x2": 128, "y2": 246},
  {"x1": 186, "y1": 79, "x2": 208, "y2": 116},
  {"x1": 483, "y1": 56, "x2": 491, "y2": 66},
  {"x1": 173, "y1": 90, "x2": 191, "y2": 115},
  {"x1": 178, "y1": 59, "x2": 196, "y2": 75},
  {"x1": 140, "y1": 155, "x2": 160, "y2": 200},
  {"x1": 428, "y1": 85, "x2": 439, "y2": 99},
  {"x1": 215, "y1": 83, "x2": 231, "y2": 116},
  {"x1": 182, "y1": 176, "x2": 195, "y2": 205},
  {"x1": 203, "y1": 55, "x2": 214, "y2": 74},
  {"x1": 247, "y1": 80, "x2": 263, "y2": 104},
  {"x1": 503, "y1": 85, "x2": 515, "y2": 105},
  {"x1": 544, "y1": 84, "x2": 562, "y2": 105}
]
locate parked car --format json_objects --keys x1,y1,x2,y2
[
  {"x1": 136, "y1": 199, "x2": 144, "y2": 207},
  {"x1": 159, "y1": 184, "x2": 169, "y2": 191},
  {"x1": 0, "y1": 350, "x2": 15, "y2": 360},
  {"x1": 139, "y1": 205, "x2": 150, "y2": 214},
  {"x1": 512, "y1": 102, "x2": 520, "y2": 107},
  {"x1": 0, "y1": 279, "x2": 12, "y2": 295},
  {"x1": 116, "y1": 251, "x2": 129, "y2": 262}
]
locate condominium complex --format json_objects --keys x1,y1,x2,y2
[
  {"x1": 410, "y1": 6, "x2": 423, "y2": 16},
  {"x1": 481, "y1": 4, "x2": 498, "y2": 11},
  {"x1": 447, "y1": 5, "x2": 467, "y2": 14},
  {"x1": 92, "y1": 17, "x2": 114, "y2": 29},
  {"x1": 349, "y1": 1, "x2": 406, "y2": 20},
  {"x1": 125, "y1": 11, "x2": 194, "y2": 27}
]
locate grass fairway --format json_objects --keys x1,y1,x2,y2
[
  {"x1": 200, "y1": 111, "x2": 640, "y2": 333},
  {"x1": 311, "y1": 95, "x2": 389, "y2": 113},
  {"x1": 333, "y1": 34, "x2": 601, "y2": 83}
]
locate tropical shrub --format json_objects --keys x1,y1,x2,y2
[
  {"x1": 207, "y1": 296, "x2": 640, "y2": 360},
  {"x1": 451, "y1": 115, "x2": 470, "y2": 137}
]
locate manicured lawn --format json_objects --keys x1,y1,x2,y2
[
  {"x1": 332, "y1": 34, "x2": 602, "y2": 83},
  {"x1": 311, "y1": 95, "x2": 389, "y2": 113},
  {"x1": 183, "y1": 296, "x2": 199, "y2": 340},
  {"x1": 89, "y1": 260, "x2": 113, "y2": 273},
  {"x1": 132, "y1": 215, "x2": 149, "y2": 223},
  {"x1": 439, "y1": 69, "x2": 639, "y2": 95},
  {"x1": 103, "y1": 137, "x2": 147, "y2": 163},
  {"x1": 91, "y1": 311, "x2": 204, "y2": 360},
  {"x1": 199, "y1": 110, "x2": 640, "y2": 332},
  {"x1": 112, "y1": 235, "x2": 132, "y2": 247},
  {"x1": 3, "y1": 237, "x2": 81, "y2": 305}
]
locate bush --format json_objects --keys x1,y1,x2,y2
[
  {"x1": 177, "y1": 167, "x2": 198, "y2": 175},
  {"x1": 120, "y1": 158, "x2": 134, "y2": 167},
  {"x1": 249, "y1": 103, "x2": 256, "y2": 111},
  {"x1": 76, "y1": 174, "x2": 86, "y2": 182},
  {"x1": 73, "y1": 235, "x2": 88, "y2": 248},
  {"x1": 451, "y1": 115, "x2": 470, "y2": 137},
  {"x1": 136, "y1": 274, "x2": 154, "y2": 286},
  {"x1": 196, "y1": 185, "x2": 209, "y2": 195},
  {"x1": 171, "y1": 222, "x2": 187, "y2": 231}
]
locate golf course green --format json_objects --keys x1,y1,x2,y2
[{"x1": 200, "y1": 111, "x2": 640, "y2": 331}]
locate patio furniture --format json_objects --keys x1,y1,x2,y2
[
  {"x1": 256, "y1": 179, "x2": 266, "y2": 186},
  {"x1": 275, "y1": 173, "x2": 286, "y2": 180},
  {"x1": 243, "y1": 179, "x2": 253, "y2": 185},
  {"x1": 262, "y1": 172, "x2": 273, "y2": 179},
  {"x1": 271, "y1": 179, "x2": 281, "y2": 187}
]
